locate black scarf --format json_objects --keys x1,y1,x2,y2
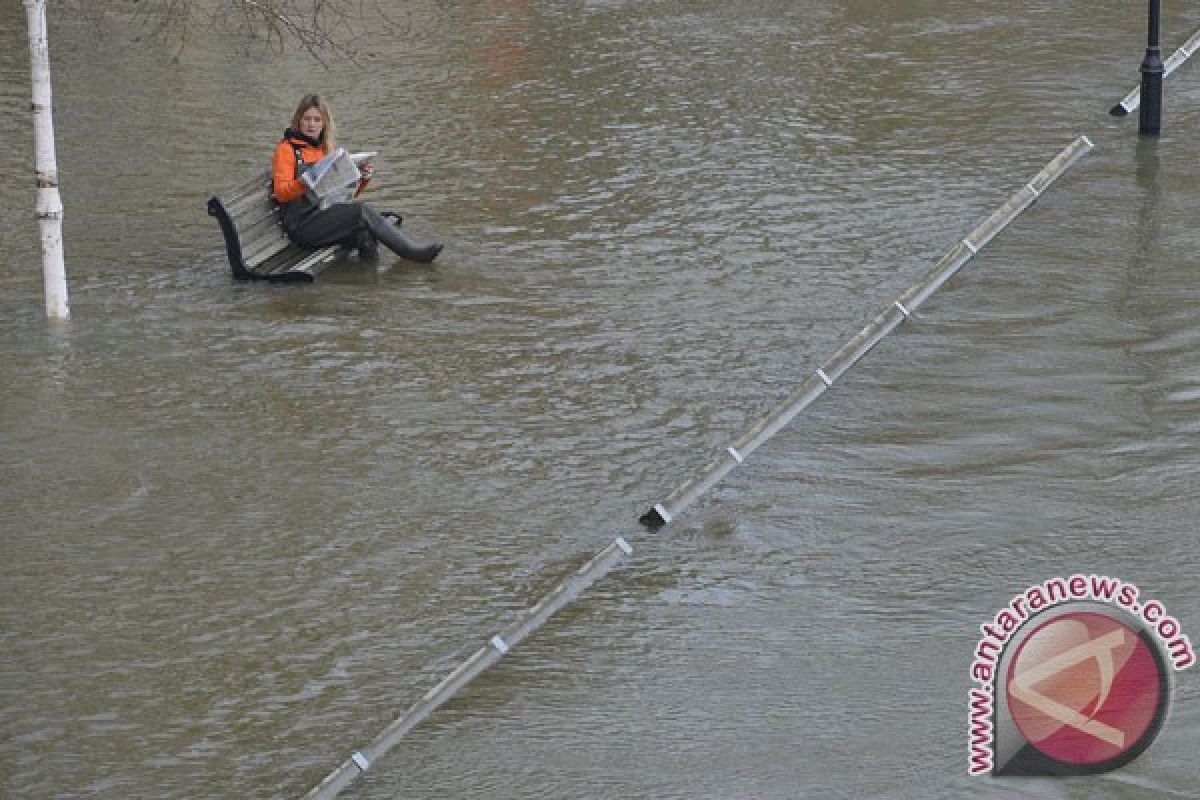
[{"x1": 283, "y1": 127, "x2": 324, "y2": 148}]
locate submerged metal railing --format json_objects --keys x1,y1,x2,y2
[
  {"x1": 1110, "y1": 26, "x2": 1200, "y2": 116},
  {"x1": 302, "y1": 537, "x2": 634, "y2": 800},
  {"x1": 300, "y1": 136, "x2": 1094, "y2": 799},
  {"x1": 638, "y1": 135, "x2": 1095, "y2": 531}
]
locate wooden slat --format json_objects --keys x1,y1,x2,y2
[
  {"x1": 243, "y1": 238, "x2": 292, "y2": 269},
  {"x1": 237, "y1": 209, "x2": 285, "y2": 238},
  {"x1": 238, "y1": 220, "x2": 286, "y2": 250},
  {"x1": 226, "y1": 191, "x2": 276, "y2": 220},
  {"x1": 258, "y1": 245, "x2": 338, "y2": 276}
]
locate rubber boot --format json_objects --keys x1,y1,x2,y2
[
  {"x1": 364, "y1": 206, "x2": 443, "y2": 263},
  {"x1": 353, "y1": 228, "x2": 379, "y2": 260}
]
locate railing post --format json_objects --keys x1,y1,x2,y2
[{"x1": 1139, "y1": 0, "x2": 1164, "y2": 135}]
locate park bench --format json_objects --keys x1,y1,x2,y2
[
  {"x1": 207, "y1": 169, "x2": 342, "y2": 282},
  {"x1": 209, "y1": 158, "x2": 404, "y2": 282},
  {"x1": 206, "y1": 167, "x2": 343, "y2": 281}
]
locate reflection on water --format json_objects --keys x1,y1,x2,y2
[{"x1": 2, "y1": 2, "x2": 1199, "y2": 798}]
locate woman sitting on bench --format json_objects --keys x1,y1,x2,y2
[{"x1": 272, "y1": 93, "x2": 443, "y2": 263}]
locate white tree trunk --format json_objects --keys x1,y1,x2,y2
[{"x1": 23, "y1": 0, "x2": 69, "y2": 320}]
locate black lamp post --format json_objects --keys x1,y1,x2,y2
[{"x1": 1139, "y1": 0, "x2": 1164, "y2": 135}]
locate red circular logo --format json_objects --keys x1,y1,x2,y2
[{"x1": 1005, "y1": 611, "x2": 1167, "y2": 769}]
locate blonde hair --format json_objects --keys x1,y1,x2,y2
[{"x1": 289, "y1": 93, "x2": 337, "y2": 154}]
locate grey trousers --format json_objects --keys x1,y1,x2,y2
[{"x1": 282, "y1": 200, "x2": 442, "y2": 263}]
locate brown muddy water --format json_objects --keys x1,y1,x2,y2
[{"x1": 2, "y1": 2, "x2": 1199, "y2": 798}]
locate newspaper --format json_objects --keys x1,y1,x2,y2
[{"x1": 301, "y1": 149, "x2": 377, "y2": 209}]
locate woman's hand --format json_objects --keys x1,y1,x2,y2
[{"x1": 355, "y1": 161, "x2": 374, "y2": 196}]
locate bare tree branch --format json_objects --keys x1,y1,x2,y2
[{"x1": 123, "y1": 0, "x2": 410, "y2": 66}]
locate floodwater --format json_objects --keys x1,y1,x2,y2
[{"x1": 2, "y1": 2, "x2": 1199, "y2": 798}]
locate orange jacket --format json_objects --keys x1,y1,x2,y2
[{"x1": 272, "y1": 130, "x2": 326, "y2": 204}]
